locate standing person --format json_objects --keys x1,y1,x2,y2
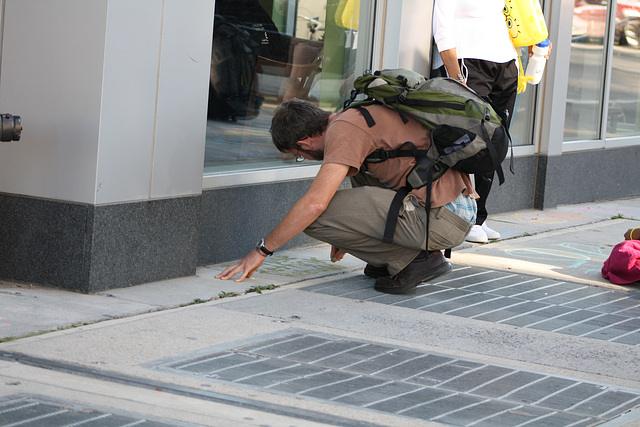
[
  {"x1": 432, "y1": 0, "x2": 518, "y2": 244},
  {"x1": 216, "y1": 99, "x2": 478, "y2": 294}
]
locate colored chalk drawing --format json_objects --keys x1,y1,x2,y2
[
  {"x1": 0, "y1": 317, "x2": 10, "y2": 328},
  {"x1": 504, "y1": 243, "x2": 608, "y2": 275}
]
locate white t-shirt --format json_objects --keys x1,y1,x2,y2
[{"x1": 432, "y1": 0, "x2": 517, "y2": 69}]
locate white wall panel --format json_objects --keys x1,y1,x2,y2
[
  {"x1": 0, "y1": 0, "x2": 107, "y2": 203},
  {"x1": 398, "y1": 0, "x2": 433, "y2": 75},
  {"x1": 0, "y1": 0, "x2": 214, "y2": 204},
  {"x1": 95, "y1": 0, "x2": 163, "y2": 204},
  {"x1": 151, "y1": 0, "x2": 214, "y2": 199},
  {"x1": 372, "y1": 0, "x2": 433, "y2": 73}
]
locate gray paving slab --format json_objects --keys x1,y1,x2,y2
[
  {"x1": 0, "y1": 395, "x2": 185, "y2": 427},
  {"x1": 0, "y1": 361, "x2": 340, "y2": 427},
  {"x1": 0, "y1": 245, "x2": 365, "y2": 340},
  {"x1": 0, "y1": 282, "x2": 158, "y2": 339},
  {"x1": 1, "y1": 196, "x2": 640, "y2": 426},
  {"x1": 149, "y1": 328, "x2": 639, "y2": 426},
  {"x1": 1, "y1": 297, "x2": 639, "y2": 426},
  {"x1": 453, "y1": 218, "x2": 640, "y2": 287},
  {"x1": 482, "y1": 197, "x2": 640, "y2": 240},
  {"x1": 0, "y1": 304, "x2": 434, "y2": 427}
]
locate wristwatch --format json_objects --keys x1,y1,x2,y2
[{"x1": 256, "y1": 238, "x2": 274, "y2": 256}]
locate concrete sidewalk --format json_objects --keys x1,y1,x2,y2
[{"x1": 1, "y1": 196, "x2": 640, "y2": 426}]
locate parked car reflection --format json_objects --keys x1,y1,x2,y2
[
  {"x1": 573, "y1": 0, "x2": 640, "y2": 46},
  {"x1": 567, "y1": 0, "x2": 640, "y2": 139}
]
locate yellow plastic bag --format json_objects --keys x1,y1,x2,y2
[
  {"x1": 335, "y1": 0, "x2": 360, "y2": 31},
  {"x1": 517, "y1": 55, "x2": 534, "y2": 94},
  {"x1": 504, "y1": 0, "x2": 548, "y2": 47}
]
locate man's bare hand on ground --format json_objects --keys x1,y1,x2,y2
[
  {"x1": 215, "y1": 249, "x2": 266, "y2": 282},
  {"x1": 330, "y1": 246, "x2": 347, "y2": 262}
]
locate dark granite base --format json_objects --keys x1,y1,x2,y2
[
  {"x1": 537, "y1": 145, "x2": 640, "y2": 209},
  {"x1": 0, "y1": 194, "x2": 93, "y2": 291},
  {"x1": 477, "y1": 145, "x2": 640, "y2": 213},
  {"x1": 483, "y1": 154, "x2": 539, "y2": 214},
  {"x1": 89, "y1": 197, "x2": 200, "y2": 292},
  {"x1": 0, "y1": 194, "x2": 199, "y2": 293},
  {"x1": 197, "y1": 179, "x2": 320, "y2": 266}
]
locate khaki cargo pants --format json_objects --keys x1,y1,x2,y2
[{"x1": 304, "y1": 186, "x2": 472, "y2": 276}]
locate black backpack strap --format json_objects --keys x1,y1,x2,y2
[
  {"x1": 503, "y1": 123, "x2": 515, "y2": 176},
  {"x1": 480, "y1": 96, "x2": 515, "y2": 180},
  {"x1": 397, "y1": 109, "x2": 409, "y2": 124},
  {"x1": 423, "y1": 167, "x2": 434, "y2": 255},
  {"x1": 482, "y1": 117, "x2": 505, "y2": 185},
  {"x1": 353, "y1": 103, "x2": 411, "y2": 127},
  {"x1": 382, "y1": 188, "x2": 409, "y2": 244},
  {"x1": 365, "y1": 145, "x2": 428, "y2": 164},
  {"x1": 382, "y1": 155, "x2": 436, "y2": 252},
  {"x1": 471, "y1": 100, "x2": 505, "y2": 185},
  {"x1": 355, "y1": 106, "x2": 376, "y2": 128}
]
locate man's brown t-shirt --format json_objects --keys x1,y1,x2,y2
[{"x1": 323, "y1": 104, "x2": 478, "y2": 207}]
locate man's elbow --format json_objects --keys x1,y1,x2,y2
[{"x1": 307, "y1": 201, "x2": 329, "y2": 218}]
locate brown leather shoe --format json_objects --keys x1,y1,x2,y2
[
  {"x1": 374, "y1": 250, "x2": 452, "y2": 294},
  {"x1": 364, "y1": 264, "x2": 390, "y2": 278}
]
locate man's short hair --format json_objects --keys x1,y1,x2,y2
[{"x1": 270, "y1": 99, "x2": 331, "y2": 152}]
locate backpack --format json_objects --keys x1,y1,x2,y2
[{"x1": 343, "y1": 69, "x2": 513, "y2": 250}]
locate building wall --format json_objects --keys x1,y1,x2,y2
[
  {"x1": 0, "y1": 0, "x2": 213, "y2": 203},
  {"x1": 0, "y1": 0, "x2": 214, "y2": 292}
]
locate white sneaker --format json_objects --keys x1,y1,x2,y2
[
  {"x1": 482, "y1": 222, "x2": 500, "y2": 240},
  {"x1": 466, "y1": 224, "x2": 488, "y2": 243}
]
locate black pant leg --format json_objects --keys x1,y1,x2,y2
[
  {"x1": 474, "y1": 172, "x2": 493, "y2": 225},
  {"x1": 464, "y1": 59, "x2": 517, "y2": 225}
]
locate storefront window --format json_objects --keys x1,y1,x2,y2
[
  {"x1": 204, "y1": 0, "x2": 373, "y2": 175},
  {"x1": 607, "y1": 0, "x2": 640, "y2": 137},
  {"x1": 510, "y1": 52, "x2": 537, "y2": 146},
  {"x1": 507, "y1": 0, "x2": 547, "y2": 147},
  {"x1": 564, "y1": 0, "x2": 609, "y2": 141}
]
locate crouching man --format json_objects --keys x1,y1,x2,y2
[{"x1": 215, "y1": 99, "x2": 478, "y2": 294}]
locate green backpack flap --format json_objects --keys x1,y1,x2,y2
[
  {"x1": 344, "y1": 69, "x2": 513, "y2": 249},
  {"x1": 346, "y1": 69, "x2": 512, "y2": 185}
]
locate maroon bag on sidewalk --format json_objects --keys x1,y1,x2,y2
[{"x1": 602, "y1": 240, "x2": 640, "y2": 285}]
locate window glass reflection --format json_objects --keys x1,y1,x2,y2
[
  {"x1": 204, "y1": 0, "x2": 369, "y2": 175},
  {"x1": 564, "y1": 0, "x2": 609, "y2": 141},
  {"x1": 510, "y1": 51, "x2": 537, "y2": 146},
  {"x1": 607, "y1": 0, "x2": 640, "y2": 137},
  {"x1": 504, "y1": 0, "x2": 548, "y2": 147}
]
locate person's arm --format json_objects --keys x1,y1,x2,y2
[
  {"x1": 440, "y1": 48, "x2": 465, "y2": 85},
  {"x1": 432, "y1": 0, "x2": 464, "y2": 83},
  {"x1": 215, "y1": 162, "x2": 350, "y2": 282},
  {"x1": 624, "y1": 227, "x2": 640, "y2": 241}
]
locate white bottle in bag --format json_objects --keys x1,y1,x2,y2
[{"x1": 525, "y1": 39, "x2": 550, "y2": 85}]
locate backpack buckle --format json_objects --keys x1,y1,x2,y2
[
  {"x1": 365, "y1": 149, "x2": 390, "y2": 163},
  {"x1": 398, "y1": 87, "x2": 409, "y2": 102},
  {"x1": 378, "y1": 150, "x2": 392, "y2": 160},
  {"x1": 344, "y1": 89, "x2": 359, "y2": 108}
]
